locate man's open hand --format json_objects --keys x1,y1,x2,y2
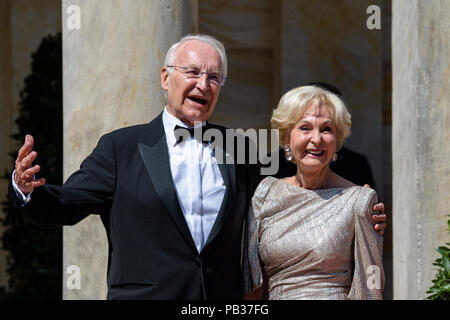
[
  {"x1": 14, "y1": 134, "x2": 46, "y2": 195},
  {"x1": 372, "y1": 203, "x2": 386, "y2": 236}
]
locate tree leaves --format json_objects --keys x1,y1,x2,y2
[
  {"x1": 426, "y1": 216, "x2": 450, "y2": 300},
  {"x1": 0, "y1": 33, "x2": 62, "y2": 299}
]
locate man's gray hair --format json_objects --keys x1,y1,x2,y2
[{"x1": 164, "y1": 34, "x2": 227, "y2": 86}]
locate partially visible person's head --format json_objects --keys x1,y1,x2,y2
[
  {"x1": 306, "y1": 82, "x2": 342, "y2": 97},
  {"x1": 271, "y1": 85, "x2": 351, "y2": 168},
  {"x1": 161, "y1": 34, "x2": 227, "y2": 126}
]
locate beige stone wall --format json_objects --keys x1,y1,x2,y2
[
  {"x1": 393, "y1": 0, "x2": 450, "y2": 299},
  {"x1": 0, "y1": 0, "x2": 61, "y2": 290},
  {"x1": 62, "y1": 0, "x2": 195, "y2": 299},
  {"x1": 280, "y1": 0, "x2": 385, "y2": 196},
  {"x1": 200, "y1": 0, "x2": 278, "y2": 131}
]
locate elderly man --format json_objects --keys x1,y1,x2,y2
[{"x1": 10, "y1": 34, "x2": 386, "y2": 300}]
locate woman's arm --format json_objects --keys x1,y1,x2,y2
[{"x1": 348, "y1": 188, "x2": 385, "y2": 300}]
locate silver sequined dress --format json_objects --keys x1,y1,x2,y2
[{"x1": 243, "y1": 176, "x2": 384, "y2": 300}]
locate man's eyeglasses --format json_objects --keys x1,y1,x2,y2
[{"x1": 167, "y1": 65, "x2": 226, "y2": 86}]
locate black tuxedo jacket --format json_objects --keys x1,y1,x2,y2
[{"x1": 10, "y1": 112, "x2": 261, "y2": 299}]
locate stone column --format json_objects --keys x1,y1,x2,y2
[
  {"x1": 392, "y1": 0, "x2": 450, "y2": 299},
  {"x1": 63, "y1": 0, "x2": 195, "y2": 299}
]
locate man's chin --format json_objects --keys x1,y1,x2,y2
[{"x1": 187, "y1": 110, "x2": 213, "y2": 123}]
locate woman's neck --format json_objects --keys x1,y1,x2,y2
[{"x1": 294, "y1": 166, "x2": 331, "y2": 190}]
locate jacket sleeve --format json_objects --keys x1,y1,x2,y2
[
  {"x1": 11, "y1": 133, "x2": 117, "y2": 229},
  {"x1": 348, "y1": 188, "x2": 385, "y2": 299}
]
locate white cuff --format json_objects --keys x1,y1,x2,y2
[{"x1": 12, "y1": 170, "x2": 33, "y2": 205}]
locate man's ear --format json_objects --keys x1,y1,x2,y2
[{"x1": 161, "y1": 67, "x2": 169, "y2": 91}]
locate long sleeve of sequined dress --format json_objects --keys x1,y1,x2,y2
[{"x1": 347, "y1": 188, "x2": 385, "y2": 299}]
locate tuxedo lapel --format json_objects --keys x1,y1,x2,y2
[
  {"x1": 138, "y1": 115, "x2": 196, "y2": 251},
  {"x1": 138, "y1": 116, "x2": 239, "y2": 253}
]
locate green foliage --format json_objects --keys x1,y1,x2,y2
[
  {"x1": 426, "y1": 215, "x2": 450, "y2": 300},
  {"x1": 0, "y1": 33, "x2": 62, "y2": 299}
]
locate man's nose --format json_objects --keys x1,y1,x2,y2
[{"x1": 196, "y1": 73, "x2": 210, "y2": 91}]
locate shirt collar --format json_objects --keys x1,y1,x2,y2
[{"x1": 162, "y1": 107, "x2": 207, "y2": 147}]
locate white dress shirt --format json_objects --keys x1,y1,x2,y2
[
  {"x1": 12, "y1": 108, "x2": 226, "y2": 253},
  {"x1": 162, "y1": 108, "x2": 226, "y2": 253}
]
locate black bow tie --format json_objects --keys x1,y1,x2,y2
[{"x1": 174, "y1": 124, "x2": 214, "y2": 145}]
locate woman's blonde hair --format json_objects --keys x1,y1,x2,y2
[{"x1": 271, "y1": 85, "x2": 351, "y2": 151}]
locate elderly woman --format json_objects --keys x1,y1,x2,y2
[{"x1": 243, "y1": 85, "x2": 385, "y2": 300}]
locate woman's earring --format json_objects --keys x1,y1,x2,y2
[
  {"x1": 332, "y1": 153, "x2": 338, "y2": 162},
  {"x1": 285, "y1": 145, "x2": 293, "y2": 161}
]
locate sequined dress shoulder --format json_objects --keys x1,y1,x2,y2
[{"x1": 243, "y1": 176, "x2": 384, "y2": 300}]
